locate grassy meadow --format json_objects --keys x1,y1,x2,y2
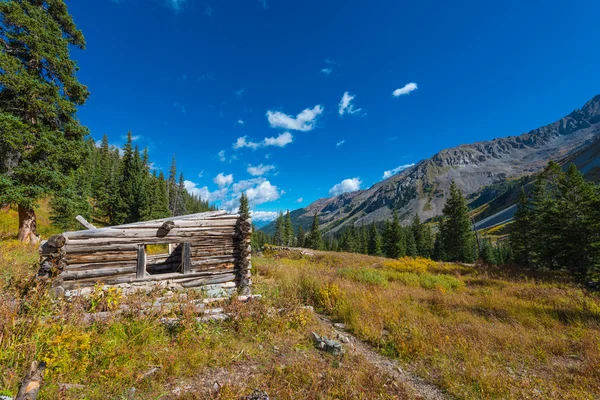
[
  {"x1": 1, "y1": 204, "x2": 599, "y2": 399},
  {"x1": 254, "y1": 249, "x2": 600, "y2": 399}
]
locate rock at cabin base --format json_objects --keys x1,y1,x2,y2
[{"x1": 311, "y1": 332, "x2": 344, "y2": 355}]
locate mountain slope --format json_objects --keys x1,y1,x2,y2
[{"x1": 263, "y1": 95, "x2": 600, "y2": 235}]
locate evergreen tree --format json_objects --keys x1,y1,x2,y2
[
  {"x1": 367, "y1": 223, "x2": 382, "y2": 256},
  {"x1": 0, "y1": 0, "x2": 89, "y2": 242},
  {"x1": 510, "y1": 189, "x2": 533, "y2": 267},
  {"x1": 439, "y1": 182, "x2": 476, "y2": 263},
  {"x1": 167, "y1": 157, "x2": 178, "y2": 216},
  {"x1": 305, "y1": 213, "x2": 323, "y2": 250},
  {"x1": 149, "y1": 172, "x2": 170, "y2": 219},
  {"x1": 404, "y1": 227, "x2": 418, "y2": 257},
  {"x1": 175, "y1": 172, "x2": 187, "y2": 216},
  {"x1": 382, "y1": 211, "x2": 405, "y2": 258},
  {"x1": 479, "y1": 239, "x2": 496, "y2": 265},
  {"x1": 283, "y1": 211, "x2": 294, "y2": 246},
  {"x1": 412, "y1": 214, "x2": 434, "y2": 258},
  {"x1": 239, "y1": 192, "x2": 250, "y2": 218},
  {"x1": 297, "y1": 226, "x2": 306, "y2": 248},
  {"x1": 273, "y1": 212, "x2": 285, "y2": 245}
]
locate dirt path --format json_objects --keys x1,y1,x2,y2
[{"x1": 316, "y1": 314, "x2": 448, "y2": 400}]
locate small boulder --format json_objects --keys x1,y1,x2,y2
[
  {"x1": 244, "y1": 389, "x2": 270, "y2": 400},
  {"x1": 312, "y1": 332, "x2": 344, "y2": 355}
]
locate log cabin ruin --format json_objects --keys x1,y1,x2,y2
[{"x1": 38, "y1": 211, "x2": 252, "y2": 297}]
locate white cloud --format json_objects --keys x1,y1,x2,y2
[
  {"x1": 324, "y1": 58, "x2": 337, "y2": 65},
  {"x1": 235, "y1": 89, "x2": 245, "y2": 100},
  {"x1": 338, "y1": 91, "x2": 362, "y2": 116},
  {"x1": 251, "y1": 211, "x2": 278, "y2": 222},
  {"x1": 382, "y1": 163, "x2": 415, "y2": 179},
  {"x1": 184, "y1": 180, "x2": 228, "y2": 202},
  {"x1": 213, "y1": 173, "x2": 234, "y2": 188},
  {"x1": 173, "y1": 102, "x2": 187, "y2": 113},
  {"x1": 247, "y1": 164, "x2": 275, "y2": 176},
  {"x1": 198, "y1": 170, "x2": 204, "y2": 178},
  {"x1": 205, "y1": 5, "x2": 213, "y2": 17},
  {"x1": 392, "y1": 82, "x2": 418, "y2": 97},
  {"x1": 320, "y1": 68, "x2": 333, "y2": 75},
  {"x1": 266, "y1": 105, "x2": 323, "y2": 132},
  {"x1": 263, "y1": 132, "x2": 293, "y2": 147},
  {"x1": 233, "y1": 132, "x2": 293, "y2": 150},
  {"x1": 218, "y1": 150, "x2": 226, "y2": 162},
  {"x1": 336, "y1": 140, "x2": 346, "y2": 147},
  {"x1": 329, "y1": 177, "x2": 362, "y2": 196},
  {"x1": 297, "y1": 197, "x2": 303, "y2": 203},
  {"x1": 222, "y1": 178, "x2": 283, "y2": 212},
  {"x1": 258, "y1": 0, "x2": 268, "y2": 9},
  {"x1": 237, "y1": 120, "x2": 244, "y2": 125},
  {"x1": 233, "y1": 136, "x2": 261, "y2": 150}
]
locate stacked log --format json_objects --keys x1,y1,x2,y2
[
  {"x1": 38, "y1": 234, "x2": 68, "y2": 278},
  {"x1": 40, "y1": 211, "x2": 251, "y2": 294},
  {"x1": 234, "y1": 212, "x2": 253, "y2": 295}
]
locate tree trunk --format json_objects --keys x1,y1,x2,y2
[{"x1": 18, "y1": 205, "x2": 39, "y2": 244}]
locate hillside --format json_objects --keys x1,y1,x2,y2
[{"x1": 263, "y1": 95, "x2": 600, "y2": 235}]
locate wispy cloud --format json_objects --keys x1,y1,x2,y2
[
  {"x1": 164, "y1": 0, "x2": 187, "y2": 13},
  {"x1": 218, "y1": 150, "x2": 227, "y2": 162},
  {"x1": 173, "y1": 102, "x2": 187, "y2": 113},
  {"x1": 338, "y1": 91, "x2": 362, "y2": 116},
  {"x1": 237, "y1": 120, "x2": 244, "y2": 125},
  {"x1": 235, "y1": 89, "x2": 245, "y2": 100},
  {"x1": 336, "y1": 140, "x2": 346, "y2": 147},
  {"x1": 233, "y1": 132, "x2": 293, "y2": 150},
  {"x1": 198, "y1": 73, "x2": 213, "y2": 81},
  {"x1": 325, "y1": 58, "x2": 337, "y2": 65},
  {"x1": 320, "y1": 68, "x2": 333, "y2": 75},
  {"x1": 198, "y1": 170, "x2": 204, "y2": 178},
  {"x1": 251, "y1": 211, "x2": 278, "y2": 222},
  {"x1": 392, "y1": 82, "x2": 418, "y2": 97},
  {"x1": 247, "y1": 164, "x2": 275, "y2": 176},
  {"x1": 205, "y1": 5, "x2": 213, "y2": 17},
  {"x1": 266, "y1": 105, "x2": 323, "y2": 131},
  {"x1": 329, "y1": 177, "x2": 362, "y2": 196},
  {"x1": 121, "y1": 134, "x2": 141, "y2": 142},
  {"x1": 297, "y1": 197, "x2": 303, "y2": 203},
  {"x1": 213, "y1": 173, "x2": 234, "y2": 188},
  {"x1": 258, "y1": 0, "x2": 268, "y2": 10},
  {"x1": 382, "y1": 163, "x2": 415, "y2": 179}
]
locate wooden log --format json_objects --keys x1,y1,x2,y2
[
  {"x1": 16, "y1": 360, "x2": 46, "y2": 400},
  {"x1": 46, "y1": 234, "x2": 68, "y2": 248},
  {"x1": 183, "y1": 242, "x2": 191, "y2": 274},
  {"x1": 76, "y1": 215, "x2": 97, "y2": 230},
  {"x1": 181, "y1": 273, "x2": 236, "y2": 288},
  {"x1": 65, "y1": 244, "x2": 140, "y2": 253},
  {"x1": 137, "y1": 244, "x2": 146, "y2": 279},
  {"x1": 66, "y1": 252, "x2": 138, "y2": 263},
  {"x1": 161, "y1": 220, "x2": 175, "y2": 232},
  {"x1": 61, "y1": 266, "x2": 137, "y2": 281},
  {"x1": 65, "y1": 237, "x2": 235, "y2": 247},
  {"x1": 65, "y1": 261, "x2": 138, "y2": 271},
  {"x1": 63, "y1": 229, "x2": 237, "y2": 239},
  {"x1": 109, "y1": 211, "x2": 228, "y2": 229}
]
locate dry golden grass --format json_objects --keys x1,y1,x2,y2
[
  {"x1": 0, "y1": 241, "x2": 407, "y2": 399},
  {"x1": 254, "y1": 250, "x2": 600, "y2": 399}
]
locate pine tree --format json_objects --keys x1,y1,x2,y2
[
  {"x1": 167, "y1": 157, "x2": 178, "y2": 216},
  {"x1": 367, "y1": 223, "x2": 382, "y2": 256},
  {"x1": 297, "y1": 226, "x2": 306, "y2": 248},
  {"x1": 283, "y1": 211, "x2": 294, "y2": 246},
  {"x1": 405, "y1": 227, "x2": 418, "y2": 257},
  {"x1": 274, "y1": 212, "x2": 285, "y2": 246},
  {"x1": 439, "y1": 182, "x2": 475, "y2": 262},
  {"x1": 412, "y1": 214, "x2": 434, "y2": 258},
  {"x1": 479, "y1": 239, "x2": 497, "y2": 265},
  {"x1": 239, "y1": 192, "x2": 250, "y2": 218},
  {"x1": 510, "y1": 189, "x2": 533, "y2": 267},
  {"x1": 0, "y1": 0, "x2": 89, "y2": 242},
  {"x1": 175, "y1": 173, "x2": 187, "y2": 216},
  {"x1": 306, "y1": 213, "x2": 323, "y2": 250},
  {"x1": 382, "y1": 211, "x2": 405, "y2": 259},
  {"x1": 150, "y1": 172, "x2": 170, "y2": 219}
]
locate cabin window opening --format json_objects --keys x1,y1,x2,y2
[
  {"x1": 144, "y1": 243, "x2": 183, "y2": 275},
  {"x1": 136, "y1": 242, "x2": 192, "y2": 278}
]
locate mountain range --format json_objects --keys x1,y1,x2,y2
[{"x1": 262, "y1": 95, "x2": 600, "y2": 235}]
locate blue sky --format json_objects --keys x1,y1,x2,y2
[{"x1": 68, "y1": 0, "x2": 600, "y2": 222}]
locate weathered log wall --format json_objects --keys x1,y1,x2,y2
[{"x1": 39, "y1": 211, "x2": 252, "y2": 295}]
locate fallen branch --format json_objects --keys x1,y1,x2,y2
[{"x1": 16, "y1": 361, "x2": 46, "y2": 400}]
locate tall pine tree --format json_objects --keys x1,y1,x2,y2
[
  {"x1": 0, "y1": 0, "x2": 89, "y2": 242},
  {"x1": 439, "y1": 182, "x2": 475, "y2": 263}
]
